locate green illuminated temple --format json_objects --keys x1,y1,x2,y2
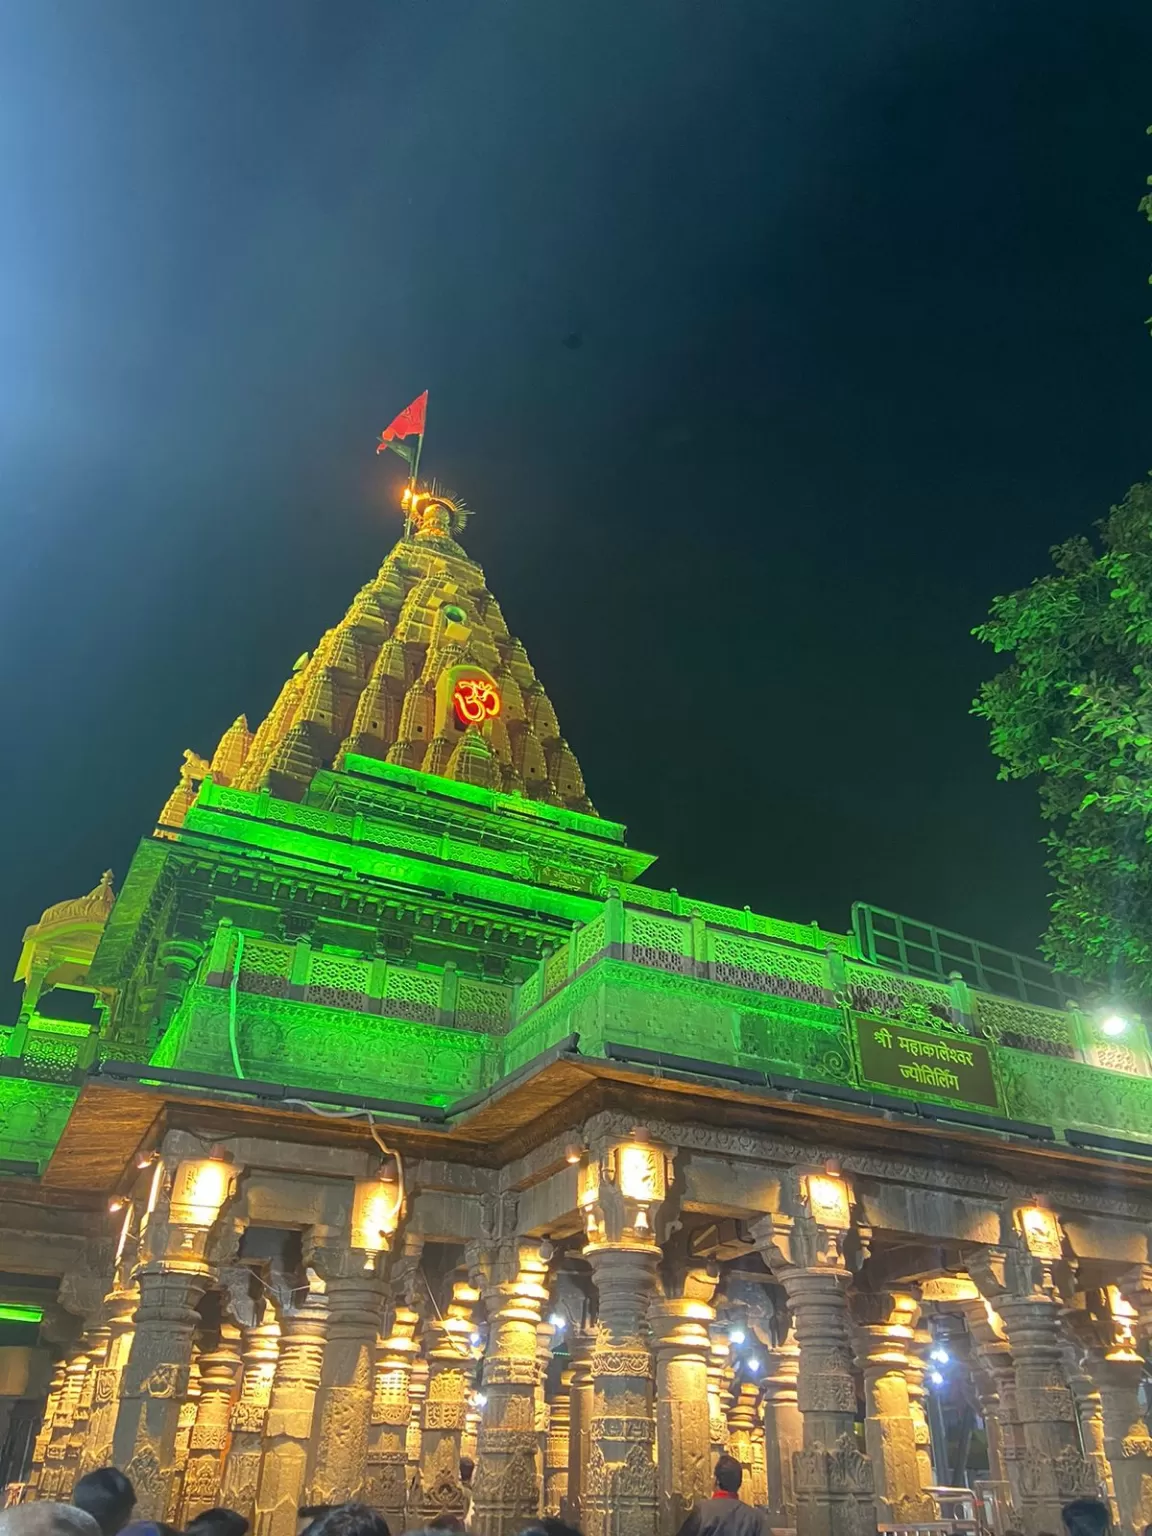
[{"x1": 4, "y1": 486, "x2": 1152, "y2": 1536}]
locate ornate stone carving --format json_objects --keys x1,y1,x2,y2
[
  {"x1": 110, "y1": 1261, "x2": 215, "y2": 1519},
  {"x1": 365, "y1": 1303, "x2": 420, "y2": 1534},
  {"x1": 420, "y1": 1279, "x2": 481, "y2": 1524}
]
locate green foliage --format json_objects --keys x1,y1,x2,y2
[{"x1": 973, "y1": 479, "x2": 1152, "y2": 999}]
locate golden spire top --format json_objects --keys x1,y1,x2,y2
[{"x1": 401, "y1": 485, "x2": 472, "y2": 546}]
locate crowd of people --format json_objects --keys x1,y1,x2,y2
[{"x1": 0, "y1": 1457, "x2": 1121, "y2": 1536}]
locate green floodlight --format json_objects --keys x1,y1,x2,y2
[{"x1": 0, "y1": 1304, "x2": 44, "y2": 1325}]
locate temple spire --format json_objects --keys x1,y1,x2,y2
[{"x1": 155, "y1": 493, "x2": 593, "y2": 828}]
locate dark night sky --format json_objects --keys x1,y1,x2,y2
[{"x1": 1, "y1": 0, "x2": 1150, "y2": 1011}]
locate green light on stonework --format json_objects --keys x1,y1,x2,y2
[{"x1": 0, "y1": 1304, "x2": 43, "y2": 1324}]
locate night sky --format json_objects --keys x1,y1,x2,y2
[{"x1": 2, "y1": 0, "x2": 1151, "y2": 1014}]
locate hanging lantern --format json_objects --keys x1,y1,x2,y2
[{"x1": 351, "y1": 1158, "x2": 405, "y2": 1255}]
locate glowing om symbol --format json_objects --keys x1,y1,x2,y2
[{"x1": 453, "y1": 676, "x2": 501, "y2": 726}]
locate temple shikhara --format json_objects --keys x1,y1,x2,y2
[{"x1": 7, "y1": 486, "x2": 1152, "y2": 1536}]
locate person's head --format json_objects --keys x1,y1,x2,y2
[
  {"x1": 458, "y1": 1456, "x2": 475, "y2": 1487},
  {"x1": 0, "y1": 1506, "x2": 101, "y2": 1536},
  {"x1": 517, "y1": 1522, "x2": 583, "y2": 1536},
  {"x1": 185, "y1": 1511, "x2": 249, "y2": 1536},
  {"x1": 1062, "y1": 1501, "x2": 1111, "y2": 1536},
  {"x1": 301, "y1": 1507, "x2": 389, "y2": 1536},
  {"x1": 72, "y1": 1469, "x2": 136, "y2": 1536},
  {"x1": 427, "y1": 1521, "x2": 465, "y2": 1534},
  {"x1": 714, "y1": 1455, "x2": 743, "y2": 1496}
]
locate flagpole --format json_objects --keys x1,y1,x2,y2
[{"x1": 405, "y1": 398, "x2": 426, "y2": 541}]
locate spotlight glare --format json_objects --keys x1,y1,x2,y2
[
  {"x1": 930, "y1": 1370, "x2": 945, "y2": 1386},
  {"x1": 1101, "y1": 1014, "x2": 1130, "y2": 1038},
  {"x1": 729, "y1": 1328, "x2": 746, "y2": 1345},
  {"x1": 474, "y1": 1392, "x2": 487, "y2": 1407},
  {"x1": 470, "y1": 1331, "x2": 482, "y2": 1346},
  {"x1": 929, "y1": 1347, "x2": 950, "y2": 1364},
  {"x1": 549, "y1": 1312, "x2": 566, "y2": 1330},
  {"x1": 746, "y1": 1356, "x2": 761, "y2": 1372}
]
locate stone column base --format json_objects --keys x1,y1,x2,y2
[{"x1": 794, "y1": 1437, "x2": 877, "y2": 1536}]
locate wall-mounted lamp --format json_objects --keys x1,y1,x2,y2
[
  {"x1": 1015, "y1": 1200, "x2": 1062, "y2": 1260},
  {"x1": 170, "y1": 1147, "x2": 237, "y2": 1229},
  {"x1": 579, "y1": 1126, "x2": 673, "y2": 1248},
  {"x1": 1106, "y1": 1285, "x2": 1141, "y2": 1359},
  {"x1": 801, "y1": 1162, "x2": 852, "y2": 1230}
]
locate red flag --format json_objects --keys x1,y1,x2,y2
[{"x1": 376, "y1": 391, "x2": 427, "y2": 452}]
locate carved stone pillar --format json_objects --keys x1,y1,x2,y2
[
  {"x1": 1090, "y1": 1353, "x2": 1152, "y2": 1536},
  {"x1": 168, "y1": 1353, "x2": 202, "y2": 1523},
  {"x1": 64, "y1": 1324, "x2": 111, "y2": 1487},
  {"x1": 180, "y1": 1322, "x2": 244, "y2": 1521},
  {"x1": 252, "y1": 1287, "x2": 329, "y2": 1536},
  {"x1": 856, "y1": 1294, "x2": 935, "y2": 1523},
  {"x1": 754, "y1": 1170, "x2": 875, "y2": 1536},
  {"x1": 463, "y1": 1399, "x2": 481, "y2": 1466},
  {"x1": 760, "y1": 1331, "x2": 802, "y2": 1529},
  {"x1": 1001, "y1": 1292, "x2": 1097, "y2": 1533},
  {"x1": 111, "y1": 1262, "x2": 215, "y2": 1516},
  {"x1": 220, "y1": 1318, "x2": 281, "y2": 1519},
  {"x1": 727, "y1": 1381, "x2": 768, "y2": 1506},
  {"x1": 651, "y1": 1284, "x2": 717, "y2": 1535},
  {"x1": 970, "y1": 1357, "x2": 1008, "y2": 1491},
  {"x1": 962, "y1": 1300, "x2": 1026, "y2": 1525},
  {"x1": 39, "y1": 1346, "x2": 88, "y2": 1499},
  {"x1": 564, "y1": 1330, "x2": 595, "y2": 1527},
  {"x1": 305, "y1": 1249, "x2": 390, "y2": 1506},
  {"x1": 972, "y1": 1234, "x2": 1097, "y2": 1536},
  {"x1": 905, "y1": 1329, "x2": 937, "y2": 1493},
  {"x1": 1056, "y1": 1335, "x2": 1113, "y2": 1524},
  {"x1": 545, "y1": 1366, "x2": 573, "y2": 1518},
  {"x1": 80, "y1": 1283, "x2": 139, "y2": 1475},
  {"x1": 536, "y1": 1319, "x2": 556, "y2": 1481},
  {"x1": 1110, "y1": 1268, "x2": 1152, "y2": 1536},
  {"x1": 365, "y1": 1305, "x2": 419, "y2": 1533},
  {"x1": 469, "y1": 1244, "x2": 549, "y2": 1536},
  {"x1": 111, "y1": 1147, "x2": 241, "y2": 1520},
  {"x1": 707, "y1": 1325, "x2": 731, "y2": 1460},
  {"x1": 580, "y1": 1126, "x2": 675, "y2": 1536},
  {"x1": 418, "y1": 1280, "x2": 480, "y2": 1524},
  {"x1": 26, "y1": 1361, "x2": 67, "y2": 1499},
  {"x1": 406, "y1": 1355, "x2": 429, "y2": 1518},
  {"x1": 585, "y1": 1245, "x2": 661, "y2": 1536}
]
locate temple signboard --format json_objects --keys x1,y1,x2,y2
[{"x1": 854, "y1": 1017, "x2": 999, "y2": 1109}]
